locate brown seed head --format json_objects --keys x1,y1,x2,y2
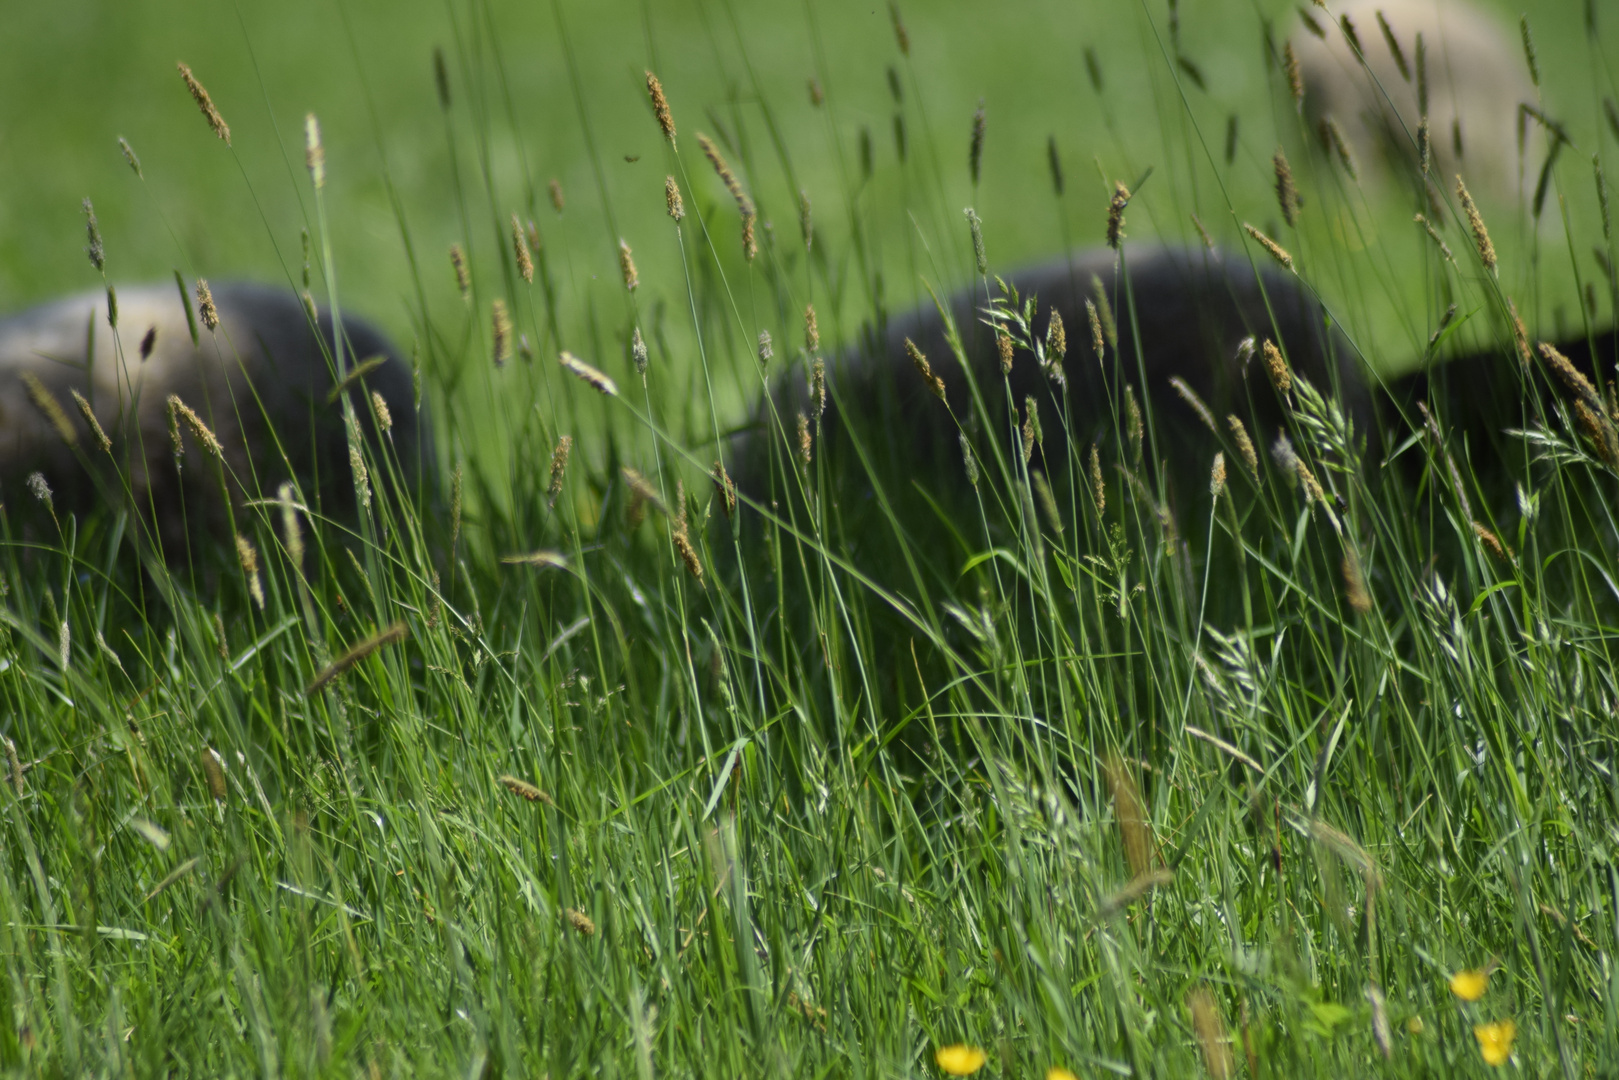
[
  {"x1": 1506, "y1": 299, "x2": 1530, "y2": 366},
  {"x1": 1104, "y1": 754, "x2": 1154, "y2": 878},
  {"x1": 547, "y1": 435, "x2": 573, "y2": 508},
  {"x1": 645, "y1": 71, "x2": 676, "y2": 147},
  {"x1": 1021, "y1": 398, "x2": 1038, "y2": 463},
  {"x1": 1574, "y1": 400, "x2": 1619, "y2": 468},
  {"x1": 236, "y1": 535, "x2": 264, "y2": 610},
  {"x1": 618, "y1": 239, "x2": 639, "y2": 291},
  {"x1": 167, "y1": 394, "x2": 222, "y2": 458},
  {"x1": 1472, "y1": 521, "x2": 1511, "y2": 563},
  {"x1": 712, "y1": 460, "x2": 737, "y2": 518},
  {"x1": 304, "y1": 621, "x2": 409, "y2": 696},
  {"x1": 500, "y1": 775, "x2": 555, "y2": 805},
  {"x1": 1539, "y1": 341, "x2": 1603, "y2": 412},
  {"x1": 491, "y1": 298, "x2": 513, "y2": 366},
  {"x1": 799, "y1": 189, "x2": 813, "y2": 250},
  {"x1": 195, "y1": 279, "x2": 219, "y2": 331},
  {"x1": 904, "y1": 338, "x2": 947, "y2": 403},
  {"x1": 1342, "y1": 548, "x2": 1372, "y2": 613},
  {"x1": 804, "y1": 304, "x2": 820, "y2": 353},
  {"x1": 1106, "y1": 181, "x2": 1131, "y2": 249},
  {"x1": 797, "y1": 411, "x2": 813, "y2": 465},
  {"x1": 1090, "y1": 444, "x2": 1105, "y2": 512},
  {"x1": 1319, "y1": 118, "x2": 1358, "y2": 180},
  {"x1": 177, "y1": 62, "x2": 230, "y2": 145},
  {"x1": 549, "y1": 179, "x2": 565, "y2": 213},
  {"x1": 741, "y1": 211, "x2": 757, "y2": 262},
  {"x1": 1455, "y1": 176, "x2": 1497, "y2": 275},
  {"x1": 1262, "y1": 339, "x2": 1293, "y2": 394},
  {"x1": 665, "y1": 175, "x2": 685, "y2": 222},
  {"x1": 564, "y1": 908, "x2": 597, "y2": 936},
  {"x1": 1284, "y1": 41, "x2": 1305, "y2": 113},
  {"x1": 1244, "y1": 223, "x2": 1293, "y2": 271},
  {"x1": 1414, "y1": 213, "x2": 1453, "y2": 263},
  {"x1": 512, "y1": 214, "x2": 534, "y2": 283},
  {"x1": 1191, "y1": 212, "x2": 1215, "y2": 251},
  {"x1": 1269, "y1": 149, "x2": 1295, "y2": 228},
  {"x1": 200, "y1": 747, "x2": 228, "y2": 802},
  {"x1": 889, "y1": 2, "x2": 909, "y2": 54},
  {"x1": 69, "y1": 389, "x2": 110, "y2": 453},
  {"x1": 812, "y1": 357, "x2": 826, "y2": 417},
  {"x1": 22, "y1": 373, "x2": 77, "y2": 447},
  {"x1": 997, "y1": 325, "x2": 1014, "y2": 374},
  {"x1": 673, "y1": 528, "x2": 704, "y2": 586},
  {"x1": 1227, "y1": 415, "x2": 1259, "y2": 481},
  {"x1": 560, "y1": 351, "x2": 618, "y2": 397},
  {"x1": 1187, "y1": 988, "x2": 1233, "y2": 1080},
  {"x1": 449, "y1": 244, "x2": 470, "y2": 298}
]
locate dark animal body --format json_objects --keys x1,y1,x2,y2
[
  {"x1": 747, "y1": 244, "x2": 1612, "y2": 559},
  {"x1": 0, "y1": 281, "x2": 427, "y2": 553}
]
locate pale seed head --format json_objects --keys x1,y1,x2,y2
[
  {"x1": 665, "y1": 175, "x2": 685, "y2": 222},
  {"x1": 646, "y1": 71, "x2": 676, "y2": 147},
  {"x1": 512, "y1": 214, "x2": 534, "y2": 283},
  {"x1": 178, "y1": 62, "x2": 231, "y2": 145}
]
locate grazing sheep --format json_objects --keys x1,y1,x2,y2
[
  {"x1": 0, "y1": 280, "x2": 428, "y2": 553},
  {"x1": 1292, "y1": 0, "x2": 1536, "y2": 202}
]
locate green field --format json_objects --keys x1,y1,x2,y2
[{"x1": 2, "y1": 0, "x2": 1618, "y2": 1075}]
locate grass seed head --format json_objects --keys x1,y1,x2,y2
[
  {"x1": 491, "y1": 298, "x2": 513, "y2": 366},
  {"x1": 1574, "y1": 400, "x2": 1619, "y2": 468},
  {"x1": 961, "y1": 433, "x2": 979, "y2": 486},
  {"x1": 632, "y1": 326, "x2": 649, "y2": 375},
  {"x1": 118, "y1": 136, "x2": 142, "y2": 177},
  {"x1": 1047, "y1": 134, "x2": 1064, "y2": 195},
  {"x1": 511, "y1": 214, "x2": 534, "y2": 282},
  {"x1": 1455, "y1": 176, "x2": 1497, "y2": 275},
  {"x1": 1170, "y1": 376, "x2": 1217, "y2": 433},
  {"x1": 1274, "y1": 148, "x2": 1301, "y2": 226},
  {"x1": 304, "y1": 621, "x2": 409, "y2": 696},
  {"x1": 1244, "y1": 223, "x2": 1293, "y2": 271},
  {"x1": 27, "y1": 472, "x2": 52, "y2": 510},
  {"x1": 432, "y1": 47, "x2": 451, "y2": 109},
  {"x1": 618, "y1": 239, "x2": 639, "y2": 291},
  {"x1": 450, "y1": 242, "x2": 469, "y2": 297},
  {"x1": 1045, "y1": 308, "x2": 1066, "y2": 362},
  {"x1": 905, "y1": 338, "x2": 948, "y2": 403},
  {"x1": 799, "y1": 189, "x2": 813, "y2": 249},
  {"x1": 167, "y1": 394, "x2": 222, "y2": 458},
  {"x1": 964, "y1": 207, "x2": 986, "y2": 275},
  {"x1": 278, "y1": 483, "x2": 304, "y2": 570},
  {"x1": 1376, "y1": 10, "x2": 1410, "y2": 80},
  {"x1": 1032, "y1": 469, "x2": 1063, "y2": 535},
  {"x1": 548, "y1": 435, "x2": 573, "y2": 508},
  {"x1": 1191, "y1": 211, "x2": 1215, "y2": 251},
  {"x1": 1086, "y1": 298, "x2": 1104, "y2": 360},
  {"x1": 1414, "y1": 213, "x2": 1454, "y2": 263},
  {"x1": 304, "y1": 113, "x2": 325, "y2": 189},
  {"x1": 1187, "y1": 988, "x2": 1233, "y2": 1080},
  {"x1": 741, "y1": 211, "x2": 757, "y2": 261},
  {"x1": 664, "y1": 175, "x2": 684, "y2": 222},
  {"x1": 195, "y1": 278, "x2": 219, "y2": 331},
  {"x1": 69, "y1": 389, "x2": 110, "y2": 453},
  {"x1": 178, "y1": 62, "x2": 231, "y2": 145},
  {"x1": 889, "y1": 3, "x2": 909, "y2": 54},
  {"x1": 1106, "y1": 181, "x2": 1131, "y2": 248},
  {"x1": 349, "y1": 444, "x2": 371, "y2": 509},
  {"x1": 22, "y1": 373, "x2": 77, "y2": 447},
  {"x1": 1508, "y1": 299, "x2": 1530, "y2": 366},
  {"x1": 1319, "y1": 118, "x2": 1358, "y2": 180},
  {"x1": 370, "y1": 390, "x2": 392, "y2": 435},
  {"x1": 804, "y1": 303, "x2": 820, "y2": 353},
  {"x1": 712, "y1": 460, "x2": 737, "y2": 517},
  {"x1": 1227, "y1": 415, "x2": 1259, "y2": 481},
  {"x1": 757, "y1": 330, "x2": 773, "y2": 365},
  {"x1": 812, "y1": 357, "x2": 826, "y2": 417},
  {"x1": 83, "y1": 199, "x2": 104, "y2": 273},
  {"x1": 236, "y1": 535, "x2": 264, "y2": 610},
  {"x1": 997, "y1": 325, "x2": 1014, "y2": 374},
  {"x1": 645, "y1": 71, "x2": 676, "y2": 147},
  {"x1": 1210, "y1": 451, "x2": 1227, "y2": 498},
  {"x1": 1104, "y1": 754, "x2": 1154, "y2": 877},
  {"x1": 1520, "y1": 14, "x2": 1539, "y2": 86},
  {"x1": 1021, "y1": 398, "x2": 1038, "y2": 463},
  {"x1": 1125, "y1": 383, "x2": 1143, "y2": 465},
  {"x1": 1262, "y1": 339, "x2": 1292, "y2": 394},
  {"x1": 1538, "y1": 341, "x2": 1602, "y2": 412},
  {"x1": 797, "y1": 412, "x2": 813, "y2": 465},
  {"x1": 500, "y1": 775, "x2": 554, "y2": 805},
  {"x1": 969, "y1": 99, "x2": 986, "y2": 185},
  {"x1": 200, "y1": 747, "x2": 227, "y2": 802},
  {"x1": 1089, "y1": 444, "x2": 1105, "y2": 512},
  {"x1": 560, "y1": 351, "x2": 618, "y2": 396},
  {"x1": 1342, "y1": 547, "x2": 1372, "y2": 613}
]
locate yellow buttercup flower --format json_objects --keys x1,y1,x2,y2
[
  {"x1": 934, "y1": 1044, "x2": 987, "y2": 1076},
  {"x1": 1473, "y1": 1019, "x2": 1516, "y2": 1066},
  {"x1": 1046, "y1": 1068, "x2": 1079, "y2": 1080},
  {"x1": 1449, "y1": 968, "x2": 1489, "y2": 1001}
]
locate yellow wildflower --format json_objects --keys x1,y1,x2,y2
[
  {"x1": 1449, "y1": 969, "x2": 1489, "y2": 1002},
  {"x1": 934, "y1": 1044, "x2": 986, "y2": 1076},
  {"x1": 1473, "y1": 1019, "x2": 1516, "y2": 1066},
  {"x1": 1046, "y1": 1069, "x2": 1079, "y2": 1080}
]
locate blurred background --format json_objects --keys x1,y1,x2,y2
[{"x1": 0, "y1": 0, "x2": 1606, "y2": 423}]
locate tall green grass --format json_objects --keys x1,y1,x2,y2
[{"x1": 2, "y1": 1, "x2": 1617, "y2": 1076}]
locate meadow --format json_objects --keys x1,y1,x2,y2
[{"x1": 1, "y1": 0, "x2": 1616, "y2": 1074}]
